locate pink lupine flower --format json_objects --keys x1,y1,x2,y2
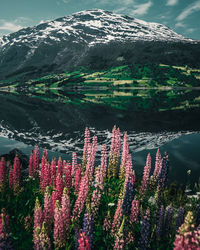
[
  {"x1": 65, "y1": 161, "x2": 72, "y2": 190},
  {"x1": 123, "y1": 154, "x2": 135, "y2": 193},
  {"x1": 41, "y1": 162, "x2": 51, "y2": 192},
  {"x1": 9, "y1": 167, "x2": 13, "y2": 189},
  {"x1": 13, "y1": 155, "x2": 21, "y2": 193},
  {"x1": 56, "y1": 174, "x2": 64, "y2": 203},
  {"x1": 54, "y1": 201, "x2": 65, "y2": 249},
  {"x1": 38, "y1": 222, "x2": 51, "y2": 250},
  {"x1": 153, "y1": 149, "x2": 162, "y2": 179},
  {"x1": 61, "y1": 188, "x2": 71, "y2": 234},
  {"x1": 114, "y1": 127, "x2": 121, "y2": 157},
  {"x1": 174, "y1": 211, "x2": 200, "y2": 250},
  {"x1": 91, "y1": 166, "x2": 104, "y2": 216},
  {"x1": 50, "y1": 158, "x2": 57, "y2": 187},
  {"x1": 33, "y1": 146, "x2": 40, "y2": 171},
  {"x1": 100, "y1": 144, "x2": 107, "y2": 179},
  {"x1": 33, "y1": 198, "x2": 43, "y2": 249},
  {"x1": 0, "y1": 157, "x2": 6, "y2": 192},
  {"x1": 130, "y1": 200, "x2": 139, "y2": 224},
  {"x1": 40, "y1": 154, "x2": 47, "y2": 185},
  {"x1": 72, "y1": 174, "x2": 89, "y2": 220},
  {"x1": 83, "y1": 127, "x2": 91, "y2": 162},
  {"x1": 111, "y1": 199, "x2": 123, "y2": 237},
  {"x1": 0, "y1": 208, "x2": 9, "y2": 240},
  {"x1": 103, "y1": 211, "x2": 112, "y2": 231},
  {"x1": 110, "y1": 125, "x2": 117, "y2": 155},
  {"x1": 114, "y1": 216, "x2": 125, "y2": 250},
  {"x1": 43, "y1": 187, "x2": 53, "y2": 233},
  {"x1": 29, "y1": 152, "x2": 34, "y2": 178},
  {"x1": 140, "y1": 153, "x2": 151, "y2": 195},
  {"x1": 72, "y1": 152, "x2": 77, "y2": 183},
  {"x1": 74, "y1": 165, "x2": 82, "y2": 194},
  {"x1": 78, "y1": 231, "x2": 91, "y2": 250},
  {"x1": 119, "y1": 132, "x2": 129, "y2": 179},
  {"x1": 56, "y1": 157, "x2": 63, "y2": 178}
]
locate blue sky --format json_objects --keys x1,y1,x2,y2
[{"x1": 0, "y1": 0, "x2": 199, "y2": 39}]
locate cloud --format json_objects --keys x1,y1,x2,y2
[
  {"x1": 166, "y1": 0, "x2": 178, "y2": 6},
  {"x1": 62, "y1": 0, "x2": 69, "y2": 3},
  {"x1": 186, "y1": 28, "x2": 195, "y2": 33},
  {"x1": 175, "y1": 22, "x2": 186, "y2": 28},
  {"x1": 176, "y1": 0, "x2": 200, "y2": 21},
  {"x1": 0, "y1": 20, "x2": 22, "y2": 32},
  {"x1": 130, "y1": 1, "x2": 153, "y2": 16}
]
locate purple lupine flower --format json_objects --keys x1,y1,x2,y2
[
  {"x1": 83, "y1": 210, "x2": 94, "y2": 247},
  {"x1": 156, "y1": 205, "x2": 165, "y2": 239},
  {"x1": 75, "y1": 229, "x2": 80, "y2": 250},
  {"x1": 176, "y1": 207, "x2": 185, "y2": 231},
  {"x1": 158, "y1": 152, "x2": 169, "y2": 188},
  {"x1": 122, "y1": 182, "x2": 135, "y2": 216},
  {"x1": 165, "y1": 205, "x2": 173, "y2": 236},
  {"x1": 139, "y1": 208, "x2": 151, "y2": 250},
  {"x1": 0, "y1": 157, "x2": 6, "y2": 192}
]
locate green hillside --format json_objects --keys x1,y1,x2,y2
[{"x1": 1, "y1": 63, "x2": 200, "y2": 89}]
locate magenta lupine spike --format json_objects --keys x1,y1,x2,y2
[
  {"x1": 43, "y1": 188, "x2": 53, "y2": 232},
  {"x1": 0, "y1": 208, "x2": 9, "y2": 240},
  {"x1": 56, "y1": 174, "x2": 64, "y2": 203},
  {"x1": 56, "y1": 157, "x2": 63, "y2": 178},
  {"x1": 29, "y1": 152, "x2": 34, "y2": 178},
  {"x1": 100, "y1": 144, "x2": 107, "y2": 179},
  {"x1": 13, "y1": 155, "x2": 21, "y2": 193},
  {"x1": 61, "y1": 188, "x2": 71, "y2": 235},
  {"x1": 41, "y1": 162, "x2": 51, "y2": 192},
  {"x1": 140, "y1": 153, "x2": 152, "y2": 195},
  {"x1": 130, "y1": 200, "x2": 139, "y2": 224},
  {"x1": 50, "y1": 158, "x2": 57, "y2": 187},
  {"x1": 52, "y1": 191, "x2": 58, "y2": 212},
  {"x1": 0, "y1": 157, "x2": 6, "y2": 192},
  {"x1": 78, "y1": 231, "x2": 91, "y2": 250},
  {"x1": 85, "y1": 139, "x2": 97, "y2": 183},
  {"x1": 33, "y1": 198, "x2": 43, "y2": 249},
  {"x1": 111, "y1": 199, "x2": 123, "y2": 237},
  {"x1": 54, "y1": 201, "x2": 65, "y2": 249},
  {"x1": 72, "y1": 152, "x2": 77, "y2": 182},
  {"x1": 65, "y1": 161, "x2": 72, "y2": 190},
  {"x1": 74, "y1": 166, "x2": 82, "y2": 194},
  {"x1": 40, "y1": 154, "x2": 47, "y2": 185},
  {"x1": 33, "y1": 146, "x2": 40, "y2": 171},
  {"x1": 9, "y1": 167, "x2": 13, "y2": 189},
  {"x1": 72, "y1": 174, "x2": 89, "y2": 220}
]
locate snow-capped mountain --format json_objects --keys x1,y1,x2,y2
[{"x1": 0, "y1": 9, "x2": 199, "y2": 80}]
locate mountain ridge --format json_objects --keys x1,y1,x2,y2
[{"x1": 0, "y1": 9, "x2": 199, "y2": 81}]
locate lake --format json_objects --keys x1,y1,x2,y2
[{"x1": 0, "y1": 87, "x2": 200, "y2": 185}]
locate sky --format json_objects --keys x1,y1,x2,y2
[{"x1": 0, "y1": 0, "x2": 200, "y2": 40}]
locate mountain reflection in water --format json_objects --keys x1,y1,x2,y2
[{"x1": 0, "y1": 87, "x2": 199, "y2": 184}]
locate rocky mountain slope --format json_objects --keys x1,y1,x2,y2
[{"x1": 0, "y1": 9, "x2": 199, "y2": 80}]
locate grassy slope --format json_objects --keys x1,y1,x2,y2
[{"x1": 1, "y1": 63, "x2": 200, "y2": 89}]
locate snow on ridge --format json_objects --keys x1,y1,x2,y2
[{"x1": 0, "y1": 9, "x2": 194, "y2": 50}]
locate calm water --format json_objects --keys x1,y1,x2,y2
[{"x1": 0, "y1": 88, "x2": 200, "y2": 184}]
